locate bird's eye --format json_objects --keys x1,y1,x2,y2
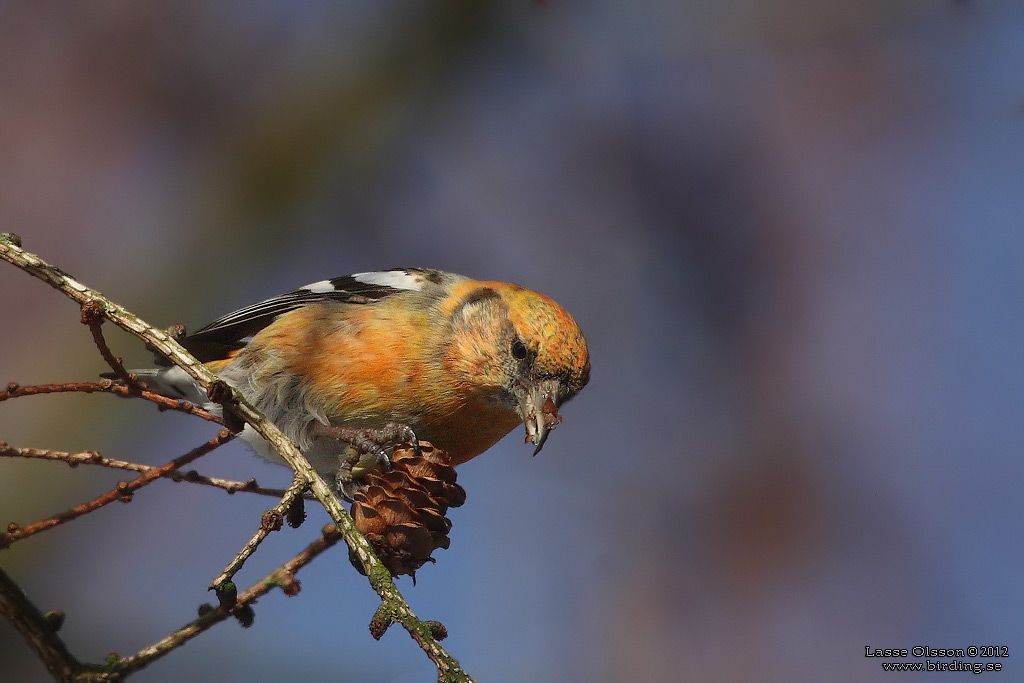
[{"x1": 511, "y1": 338, "x2": 528, "y2": 360}]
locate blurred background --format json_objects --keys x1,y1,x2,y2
[{"x1": 2, "y1": 1, "x2": 1023, "y2": 681}]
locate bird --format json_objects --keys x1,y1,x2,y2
[{"x1": 129, "y1": 268, "x2": 590, "y2": 493}]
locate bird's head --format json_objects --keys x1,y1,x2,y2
[{"x1": 443, "y1": 281, "x2": 590, "y2": 455}]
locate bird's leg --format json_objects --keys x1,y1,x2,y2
[{"x1": 314, "y1": 422, "x2": 420, "y2": 498}]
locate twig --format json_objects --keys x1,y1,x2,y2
[
  {"x1": 210, "y1": 475, "x2": 309, "y2": 597},
  {"x1": 81, "y1": 300, "x2": 134, "y2": 386},
  {"x1": 1, "y1": 431, "x2": 235, "y2": 548},
  {"x1": 0, "y1": 442, "x2": 295, "y2": 499},
  {"x1": 2, "y1": 526, "x2": 344, "y2": 683},
  {"x1": 96, "y1": 524, "x2": 345, "y2": 680},
  {"x1": 0, "y1": 233, "x2": 473, "y2": 681},
  {"x1": 0, "y1": 380, "x2": 224, "y2": 424}
]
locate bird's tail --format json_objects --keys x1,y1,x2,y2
[{"x1": 101, "y1": 366, "x2": 210, "y2": 406}]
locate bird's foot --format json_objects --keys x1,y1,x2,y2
[{"x1": 314, "y1": 422, "x2": 419, "y2": 500}]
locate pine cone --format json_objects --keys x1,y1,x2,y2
[{"x1": 350, "y1": 442, "x2": 466, "y2": 578}]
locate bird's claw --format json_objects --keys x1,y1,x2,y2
[
  {"x1": 334, "y1": 456, "x2": 357, "y2": 502},
  {"x1": 315, "y1": 422, "x2": 420, "y2": 495},
  {"x1": 389, "y1": 422, "x2": 421, "y2": 457}
]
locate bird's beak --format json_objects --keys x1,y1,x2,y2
[{"x1": 518, "y1": 380, "x2": 563, "y2": 456}]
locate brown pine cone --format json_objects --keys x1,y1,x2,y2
[{"x1": 350, "y1": 442, "x2": 466, "y2": 579}]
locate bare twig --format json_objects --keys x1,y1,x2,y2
[
  {"x1": 1, "y1": 431, "x2": 235, "y2": 548},
  {"x1": 2, "y1": 526, "x2": 344, "y2": 683},
  {"x1": 0, "y1": 233, "x2": 472, "y2": 681},
  {"x1": 81, "y1": 300, "x2": 134, "y2": 386},
  {"x1": 0, "y1": 380, "x2": 223, "y2": 424},
  {"x1": 0, "y1": 442, "x2": 295, "y2": 499},
  {"x1": 95, "y1": 524, "x2": 345, "y2": 680},
  {"x1": 210, "y1": 474, "x2": 309, "y2": 596}
]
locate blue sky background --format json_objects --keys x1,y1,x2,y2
[{"x1": 2, "y1": 2, "x2": 1023, "y2": 681}]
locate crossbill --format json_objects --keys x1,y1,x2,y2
[{"x1": 133, "y1": 269, "x2": 590, "y2": 489}]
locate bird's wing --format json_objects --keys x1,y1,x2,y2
[{"x1": 172, "y1": 269, "x2": 444, "y2": 363}]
